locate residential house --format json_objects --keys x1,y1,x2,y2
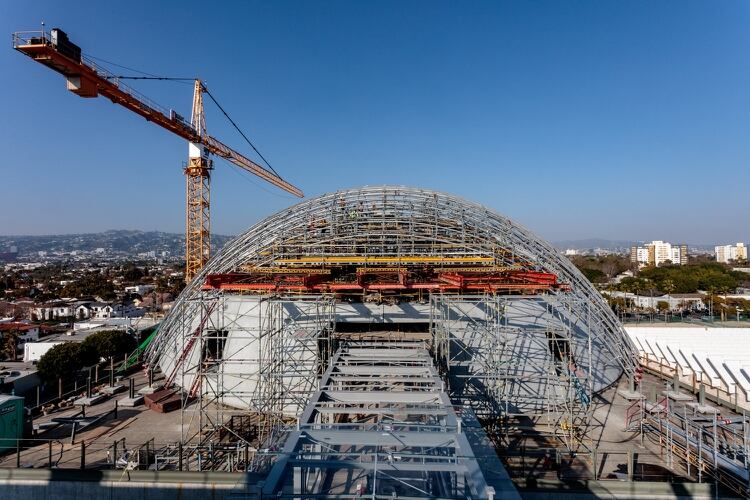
[{"x1": 0, "y1": 322, "x2": 40, "y2": 343}]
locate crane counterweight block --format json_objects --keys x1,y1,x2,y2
[{"x1": 65, "y1": 74, "x2": 98, "y2": 97}]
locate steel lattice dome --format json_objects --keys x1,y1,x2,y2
[{"x1": 146, "y1": 186, "x2": 638, "y2": 419}]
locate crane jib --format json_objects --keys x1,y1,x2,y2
[
  {"x1": 11, "y1": 28, "x2": 303, "y2": 199},
  {"x1": 13, "y1": 27, "x2": 304, "y2": 281}
]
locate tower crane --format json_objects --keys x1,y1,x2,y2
[{"x1": 12, "y1": 28, "x2": 304, "y2": 281}]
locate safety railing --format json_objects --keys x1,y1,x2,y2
[
  {"x1": 500, "y1": 447, "x2": 700, "y2": 483},
  {"x1": 12, "y1": 30, "x2": 50, "y2": 48},
  {"x1": 0, "y1": 437, "x2": 258, "y2": 472}
]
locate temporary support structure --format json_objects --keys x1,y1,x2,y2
[
  {"x1": 149, "y1": 187, "x2": 637, "y2": 376},
  {"x1": 430, "y1": 293, "x2": 595, "y2": 450},
  {"x1": 262, "y1": 343, "x2": 519, "y2": 498},
  {"x1": 144, "y1": 186, "x2": 639, "y2": 462},
  {"x1": 171, "y1": 292, "x2": 335, "y2": 444}
]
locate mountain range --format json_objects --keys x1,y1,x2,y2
[{"x1": 0, "y1": 230, "x2": 234, "y2": 258}]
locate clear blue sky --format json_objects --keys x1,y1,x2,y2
[{"x1": 2, "y1": 1, "x2": 748, "y2": 244}]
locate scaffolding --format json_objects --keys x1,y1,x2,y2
[
  {"x1": 430, "y1": 293, "x2": 595, "y2": 450},
  {"x1": 147, "y1": 187, "x2": 635, "y2": 367},
  {"x1": 171, "y1": 292, "x2": 335, "y2": 447},
  {"x1": 143, "y1": 186, "x2": 639, "y2": 464},
  {"x1": 261, "y1": 342, "x2": 518, "y2": 498},
  {"x1": 626, "y1": 389, "x2": 750, "y2": 496}
]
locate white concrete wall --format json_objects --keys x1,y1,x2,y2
[{"x1": 23, "y1": 341, "x2": 62, "y2": 362}]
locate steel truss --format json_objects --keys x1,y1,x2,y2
[{"x1": 147, "y1": 186, "x2": 636, "y2": 376}]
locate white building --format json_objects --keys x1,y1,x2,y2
[
  {"x1": 606, "y1": 291, "x2": 705, "y2": 312},
  {"x1": 23, "y1": 328, "x2": 116, "y2": 362},
  {"x1": 74, "y1": 302, "x2": 122, "y2": 319},
  {"x1": 31, "y1": 301, "x2": 76, "y2": 321},
  {"x1": 124, "y1": 284, "x2": 155, "y2": 296},
  {"x1": 626, "y1": 326, "x2": 750, "y2": 411},
  {"x1": 635, "y1": 247, "x2": 649, "y2": 264},
  {"x1": 630, "y1": 241, "x2": 688, "y2": 267},
  {"x1": 715, "y1": 243, "x2": 747, "y2": 263},
  {"x1": 0, "y1": 322, "x2": 40, "y2": 344}
]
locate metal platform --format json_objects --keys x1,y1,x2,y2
[{"x1": 261, "y1": 343, "x2": 519, "y2": 499}]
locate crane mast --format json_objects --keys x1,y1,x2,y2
[
  {"x1": 186, "y1": 80, "x2": 212, "y2": 280},
  {"x1": 12, "y1": 28, "x2": 304, "y2": 281}
]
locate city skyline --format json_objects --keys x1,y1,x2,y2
[{"x1": 2, "y1": 1, "x2": 749, "y2": 242}]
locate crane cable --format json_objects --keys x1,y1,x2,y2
[
  {"x1": 107, "y1": 76, "x2": 195, "y2": 81},
  {"x1": 84, "y1": 54, "x2": 287, "y2": 182},
  {"x1": 201, "y1": 86, "x2": 284, "y2": 181}
]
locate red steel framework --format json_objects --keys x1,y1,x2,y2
[{"x1": 202, "y1": 267, "x2": 569, "y2": 293}]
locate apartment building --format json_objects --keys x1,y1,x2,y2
[
  {"x1": 630, "y1": 241, "x2": 688, "y2": 267},
  {"x1": 715, "y1": 243, "x2": 747, "y2": 263}
]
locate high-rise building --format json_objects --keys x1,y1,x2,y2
[
  {"x1": 630, "y1": 241, "x2": 688, "y2": 267},
  {"x1": 678, "y1": 244, "x2": 688, "y2": 265},
  {"x1": 715, "y1": 243, "x2": 747, "y2": 263}
]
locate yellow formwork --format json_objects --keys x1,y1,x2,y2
[{"x1": 273, "y1": 255, "x2": 496, "y2": 266}]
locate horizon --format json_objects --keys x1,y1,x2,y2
[
  {"x1": 3, "y1": 1, "x2": 749, "y2": 242},
  {"x1": 0, "y1": 228, "x2": 741, "y2": 248}
]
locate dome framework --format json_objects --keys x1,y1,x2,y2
[{"x1": 146, "y1": 186, "x2": 638, "y2": 449}]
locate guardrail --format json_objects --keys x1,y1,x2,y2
[{"x1": 0, "y1": 437, "x2": 259, "y2": 473}]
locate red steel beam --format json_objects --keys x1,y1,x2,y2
[{"x1": 203, "y1": 268, "x2": 565, "y2": 293}]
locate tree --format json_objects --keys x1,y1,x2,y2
[
  {"x1": 657, "y1": 300, "x2": 670, "y2": 313},
  {"x1": 619, "y1": 262, "x2": 743, "y2": 295},
  {"x1": 2, "y1": 330, "x2": 18, "y2": 361},
  {"x1": 122, "y1": 264, "x2": 144, "y2": 282},
  {"x1": 662, "y1": 279, "x2": 676, "y2": 296},
  {"x1": 580, "y1": 268, "x2": 606, "y2": 283},
  {"x1": 81, "y1": 330, "x2": 136, "y2": 361},
  {"x1": 569, "y1": 255, "x2": 631, "y2": 282},
  {"x1": 619, "y1": 277, "x2": 650, "y2": 294},
  {"x1": 37, "y1": 342, "x2": 96, "y2": 382}
]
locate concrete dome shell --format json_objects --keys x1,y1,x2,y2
[{"x1": 147, "y1": 186, "x2": 638, "y2": 416}]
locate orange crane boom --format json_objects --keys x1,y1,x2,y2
[{"x1": 12, "y1": 28, "x2": 303, "y2": 280}]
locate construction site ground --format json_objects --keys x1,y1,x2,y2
[
  {"x1": 0, "y1": 369, "x2": 189, "y2": 469},
  {"x1": 0, "y1": 364, "x2": 740, "y2": 497},
  {"x1": 500, "y1": 371, "x2": 723, "y2": 485}
]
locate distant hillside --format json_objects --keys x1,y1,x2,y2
[{"x1": 0, "y1": 230, "x2": 234, "y2": 258}]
